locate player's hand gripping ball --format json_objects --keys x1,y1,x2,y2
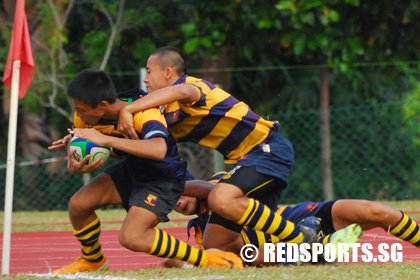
[{"x1": 69, "y1": 136, "x2": 110, "y2": 164}]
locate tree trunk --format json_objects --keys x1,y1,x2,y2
[
  {"x1": 319, "y1": 65, "x2": 334, "y2": 200},
  {"x1": 196, "y1": 47, "x2": 235, "y2": 91}
]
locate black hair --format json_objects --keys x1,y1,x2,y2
[
  {"x1": 67, "y1": 69, "x2": 117, "y2": 108},
  {"x1": 151, "y1": 46, "x2": 187, "y2": 76}
]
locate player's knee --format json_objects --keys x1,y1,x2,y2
[
  {"x1": 364, "y1": 200, "x2": 399, "y2": 228},
  {"x1": 365, "y1": 201, "x2": 388, "y2": 217},
  {"x1": 68, "y1": 191, "x2": 99, "y2": 215},
  {"x1": 118, "y1": 231, "x2": 133, "y2": 250},
  {"x1": 208, "y1": 189, "x2": 230, "y2": 214},
  {"x1": 68, "y1": 193, "x2": 86, "y2": 213},
  {"x1": 119, "y1": 230, "x2": 149, "y2": 252}
]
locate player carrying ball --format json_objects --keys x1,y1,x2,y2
[{"x1": 48, "y1": 69, "x2": 244, "y2": 273}]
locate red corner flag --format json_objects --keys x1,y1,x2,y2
[{"x1": 2, "y1": 0, "x2": 34, "y2": 99}]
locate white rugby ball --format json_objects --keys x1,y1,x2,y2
[{"x1": 69, "y1": 136, "x2": 110, "y2": 164}]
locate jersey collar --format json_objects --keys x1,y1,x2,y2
[{"x1": 173, "y1": 75, "x2": 188, "y2": 85}]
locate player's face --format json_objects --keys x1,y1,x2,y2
[
  {"x1": 144, "y1": 54, "x2": 171, "y2": 93},
  {"x1": 73, "y1": 100, "x2": 104, "y2": 125},
  {"x1": 174, "y1": 196, "x2": 197, "y2": 215}
]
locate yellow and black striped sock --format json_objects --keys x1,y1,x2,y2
[
  {"x1": 149, "y1": 228, "x2": 206, "y2": 266},
  {"x1": 318, "y1": 234, "x2": 331, "y2": 246},
  {"x1": 237, "y1": 198, "x2": 303, "y2": 244},
  {"x1": 73, "y1": 217, "x2": 103, "y2": 262},
  {"x1": 241, "y1": 228, "x2": 273, "y2": 247},
  {"x1": 390, "y1": 212, "x2": 420, "y2": 248}
]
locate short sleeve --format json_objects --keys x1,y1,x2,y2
[{"x1": 132, "y1": 108, "x2": 168, "y2": 140}]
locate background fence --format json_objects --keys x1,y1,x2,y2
[{"x1": 0, "y1": 102, "x2": 418, "y2": 211}]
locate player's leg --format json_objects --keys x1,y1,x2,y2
[
  {"x1": 250, "y1": 201, "x2": 362, "y2": 251},
  {"x1": 53, "y1": 171, "x2": 122, "y2": 274},
  {"x1": 331, "y1": 199, "x2": 420, "y2": 248},
  {"x1": 202, "y1": 222, "x2": 248, "y2": 253},
  {"x1": 208, "y1": 166, "x2": 315, "y2": 245},
  {"x1": 330, "y1": 199, "x2": 401, "y2": 230},
  {"x1": 238, "y1": 209, "x2": 362, "y2": 267},
  {"x1": 161, "y1": 222, "x2": 249, "y2": 268},
  {"x1": 119, "y1": 178, "x2": 243, "y2": 269}
]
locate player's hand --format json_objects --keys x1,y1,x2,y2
[
  {"x1": 118, "y1": 107, "x2": 139, "y2": 140},
  {"x1": 48, "y1": 134, "x2": 71, "y2": 151},
  {"x1": 68, "y1": 128, "x2": 109, "y2": 147},
  {"x1": 67, "y1": 146, "x2": 104, "y2": 174}
]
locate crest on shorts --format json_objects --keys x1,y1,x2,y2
[
  {"x1": 306, "y1": 203, "x2": 318, "y2": 212},
  {"x1": 145, "y1": 193, "x2": 158, "y2": 206}
]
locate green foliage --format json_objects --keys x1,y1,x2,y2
[
  {"x1": 2, "y1": 1, "x2": 420, "y2": 111},
  {"x1": 82, "y1": 30, "x2": 112, "y2": 67},
  {"x1": 270, "y1": 0, "x2": 420, "y2": 109},
  {"x1": 403, "y1": 84, "x2": 420, "y2": 147},
  {"x1": 279, "y1": 103, "x2": 419, "y2": 202},
  {"x1": 275, "y1": 0, "x2": 362, "y2": 60},
  {"x1": 3, "y1": 0, "x2": 419, "y2": 117},
  {"x1": 0, "y1": 104, "x2": 418, "y2": 210}
]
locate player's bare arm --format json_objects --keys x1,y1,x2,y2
[
  {"x1": 184, "y1": 180, "x2": 215, "y2": 198},
  {"x1": 118, "y1": 84, "x2": 198, "y2": 139},
  {"x1": 69, "y1": 128, "x2": 167, "y2": 161}
]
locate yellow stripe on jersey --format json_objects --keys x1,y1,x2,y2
[
  {"x1": 73, "y1": 112, "x2": 123, "y2": 137},
  {"x1": 198, "y1": 101, "x2": 249, "y2": 148},
  {"x1": 167, "y1": 76, "x2": 279, "y2": 161},
  {"x1": 133, "y1": 107, "x2": 168, "y2": 131},
  {"x1": 73, "y1": 107, "x2": 166, "y2": 138}
]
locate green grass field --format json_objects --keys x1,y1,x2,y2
[
  {"x1": 1, "y1": 200, "x2": 420, "y2": 279},
  {"x1": 5, "y1": 263, "x2": 420, "y2": 280}
]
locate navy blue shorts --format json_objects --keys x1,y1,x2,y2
[
  {"x1": 237, "y1": 133, "x2": 294, "y2": 182},
  {"x1": 104, "y1": 160, "x2": 185, "y2": 222},
  {"x1": 210, "y1": 165, "x2": 287, "y2": 233}
]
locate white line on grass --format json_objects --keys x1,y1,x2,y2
[
  {"x1": 18, "y1": 273, "x2": 136, "y2": 280},
  {"x1": 20, "y1": 273, "x2": 231, "y2": 280}
]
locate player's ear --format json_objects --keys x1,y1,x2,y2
[
  {"x1": 98, "y1": 100, "x2": 109, "y2": 110},
  {"x1": 165, "y1": 67, "x2": 173, "y2": 80}
]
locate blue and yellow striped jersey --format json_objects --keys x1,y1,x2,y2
[
  {"x1": 165, "y1": 75, "x2": 281, "y2": 164},
  {"x1": 73, "y1": 107, "x2": 167, "y2": 140},
  {"x1": 72, "y1": 89, "x2": 186, "y2": 180}
]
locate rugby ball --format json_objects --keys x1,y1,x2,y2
[{"x1": 69, "y1": 136, "x2": 110, "y2": 164}]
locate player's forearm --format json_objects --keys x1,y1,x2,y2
[
  {"x1": 106, "y1": 136, "x2": 167, "y2": 160},
  {"x1": 125, "y1": 85, "x2": 197, "y2": 113},
  {"x1": 184, "y1": 180, "x2": 215, "y2": 198}
]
